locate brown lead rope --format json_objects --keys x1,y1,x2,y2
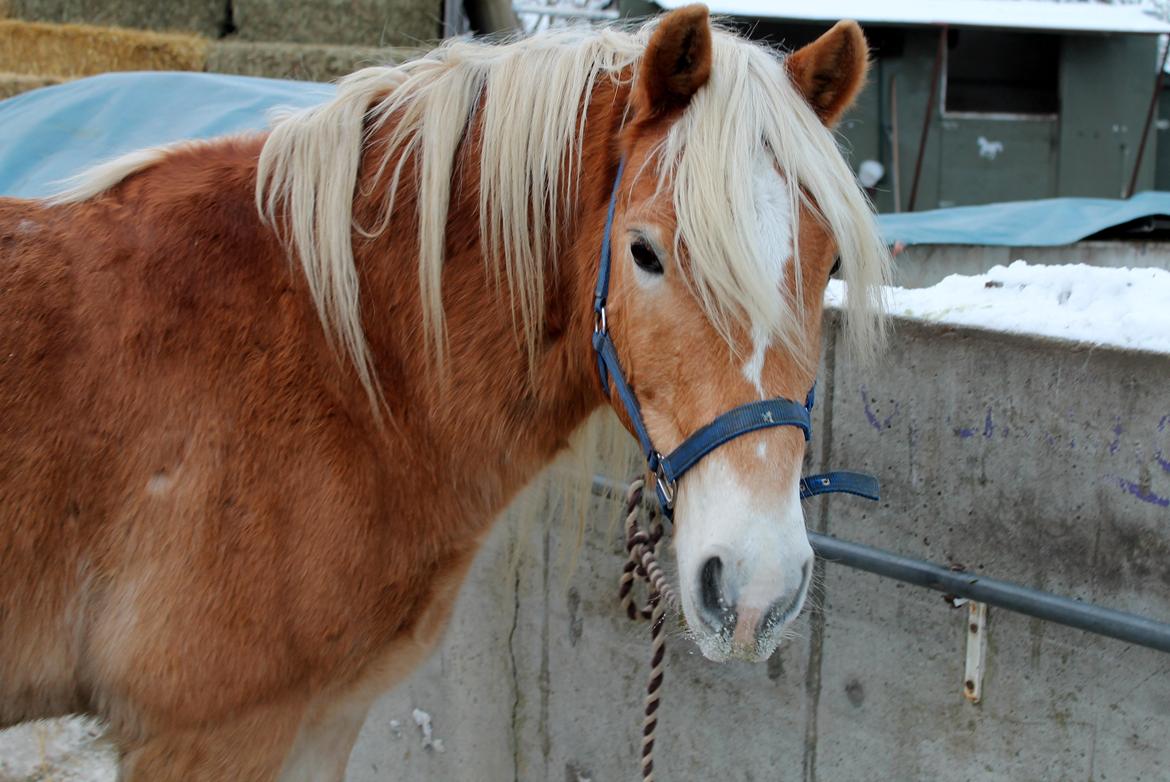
[{"x1": 618, "y1": 477, "x2": 679, "y2": 782}]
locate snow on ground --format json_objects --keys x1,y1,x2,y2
[
  {"x1": 0, "y1": 718, "x2": 115, "y2": 782},
  {"x1": 0, "y1": 704, "x2": 445, "y2": 780},
  {"x1": 827, "y1": 261, "x2": 1170, "y2": 354}
]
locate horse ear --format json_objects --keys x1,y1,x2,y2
[
  {"x1": 787, "y1": 20, "x2": 869, "y2": 127},
  {"x1": 635, "y1": 4, "x2": 713, "y2": 118}
]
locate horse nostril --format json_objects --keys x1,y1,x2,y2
[{"x1": 699, "y1": 556, "x2": 727, "y2": 619}]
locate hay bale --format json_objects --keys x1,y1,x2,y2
[
  {"x1": 0, "y1": 71, "x2": 63, "y2": 99},
  {"x1": 0, "y1": 20, "x2": 208, "y2": 78},
  {"x1": 207, "y1": 40, "x2": 421, "y2": 82},
  {"x1": 5, "y1": 0, "x2": 225, "y2": 37},
  {"x1": 232, "y1": 0, "x2": 441, "y2": 47}
]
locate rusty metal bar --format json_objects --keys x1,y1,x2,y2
[
  {"x1": 590, "y1": 475, "x2": 1170, "y2": 654},
  {"x1": 908, "y1": 25, "x2": 947, "y2": 212},
  {"x1": 1125, "y1": 38, "x2": 1170, "y2": 199}
]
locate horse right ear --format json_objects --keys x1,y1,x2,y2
[
  {"x1": 634, "y1": 4, "x2": 713, "y2": 119},
  {"x1": 786, "y1": 20, "x2": 869, "y2": 127}
]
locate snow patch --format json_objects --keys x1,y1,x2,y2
[
  {"x1": 0, "y1": 718, "x2": 116, "y2": 782},
  {"x1": 826, "y1": 261, "x2": 1170, "y2": 354}
]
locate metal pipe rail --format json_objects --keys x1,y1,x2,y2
[
  {"x1": 810, "y1": 532, "x2": 1170, "y2": 654},
  {"x1": 590, "y1": 476, "x2": 1170, "y2": 654}
]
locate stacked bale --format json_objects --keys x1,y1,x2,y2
[
  {"x1": 0, "y1": 19, "x2": 207, "y2": 77},
  {"x1": 0, "y1": 0, "x2": 440, "y2": 99},
  {"x1": 4, "y1": 0, "x2": 225, "y2": 36},
  {"x1": 207, "y1": 40, "x2": 420, "y2": 82},
  {"x1": 233, "y1": 0, "x2": 441, "y2": 47}
]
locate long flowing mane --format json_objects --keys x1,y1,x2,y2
[
  {"x1": 53, "y1": 21, "x2": 890, "y2": 402},
  {"x1": 254, "y1": 21, "x2": 889, "y2": 394}
]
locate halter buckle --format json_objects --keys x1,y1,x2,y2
[
  {"x1": 594, "y1": 306, "x2": 607, "y2": 335},
  {"x1": 654, "y1": 458, "x2": 675, "y2": 509}
]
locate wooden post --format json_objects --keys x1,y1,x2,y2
[
  {"x1": 908, "y1": 25, "x2": 947, "y2": 212},
  {"x1": 464, "y1": 0, "x2": 520, "y2": 35},
  {"x1": 1125, "y1": 36, "x2": 1170, "y2": 199},
  {"x1": 890, "y1": 73, "x2": 902, "y2": 212}
]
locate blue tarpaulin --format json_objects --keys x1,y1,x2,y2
[
  {"x1": 0, "y1": 71, "x2": 333, "y2": 199},
  {"x1": 3, "y1": 71, "x2": 1170, "y2": 247},
  {"x1": 878, "y1": 193, "x2": 1170, "y2": 247}
]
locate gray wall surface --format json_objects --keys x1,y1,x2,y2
[
  {"x1": 346, "y1": 315, "x2": 1170, "y2": 781},
  {"x1": 892, "y1": 241, "x2": 1170, "y2": 288}
]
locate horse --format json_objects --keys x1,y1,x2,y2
[{"x1": 0, "y1": 5, "x2": 889, "y2": 778}]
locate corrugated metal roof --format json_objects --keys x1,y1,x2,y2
[{"x1": 655, "y1": 0, "x2": 1170, "y2": 34}]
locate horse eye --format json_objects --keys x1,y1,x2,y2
[
  {"x1": 829, "y1": 257, "x2": 842, "y2": 277},
  {"x1": 631, "y1": 240, "x2": 663, "y2": 274}
]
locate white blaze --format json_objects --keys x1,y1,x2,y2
[{"x1": 741, "y1": 157, "x2": 794, "y2": 399}]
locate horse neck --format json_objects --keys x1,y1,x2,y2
[{"x1": 349, "y1": 80, "x2": 629, "y2": 524}]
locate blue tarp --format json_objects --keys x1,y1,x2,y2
[
  {"x1": 0, "y1": 71, "x2": 333, "y2": 199},
  {"x1": 3, "y1": 71, "x2": 1170, "y2": 247},
  {"x1": 878, "y1": 193, "x2": 1170, "y2": 247}
]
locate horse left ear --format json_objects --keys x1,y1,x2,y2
[
  {"x1": 787, "y1": 20, "x2": 869, "y2": 127},
  {"x1": 635, "y1": 4, "x2": 713, "y2": 118}
]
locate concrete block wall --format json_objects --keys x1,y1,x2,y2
[
  {"x1": 346, "y1": 315, "x2": 1170, "y2": 781},
  {"x1": 811, "y1": 319, "x2": 1170, "y2": 780},
  {"x1": 893, "y1": 241, "x2": 1170, "y2": 289}
]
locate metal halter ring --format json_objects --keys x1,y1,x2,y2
[
  {"x1": 594, "y1": 306, "x2": 607, "y2": 334},
  {"x1": 654, "y1": 458, "x2": 676, "y2": 509}
]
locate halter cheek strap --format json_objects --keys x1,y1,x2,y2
[{"x1": 591, "y1": 158, "x2": 879, "y2": 519}]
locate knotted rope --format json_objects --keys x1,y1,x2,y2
[{"x1": 617, "y1": 476, "x2": 679, "y2": 782}]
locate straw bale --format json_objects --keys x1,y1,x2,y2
[
  {"x1": 207, "y1": 40, "x2": 420, "y2": 82},
  {"x1": 0, "y1": 70, "x2": 62, "y2": 99},
  {"x1": 0, "y1": 19, "x2": 208, "y2": 77},
  {"x1": 233, "y1": 0, "x2": 440, "y2": 47},
  {"x1": 5, "y1": 0, "x2": 225, "y2": 37}
]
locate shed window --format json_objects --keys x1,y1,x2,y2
[{"x1": 944, "y1": 29, "x2": 1060, "y2": 116}]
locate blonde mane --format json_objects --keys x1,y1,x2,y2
[
  {"x1": 50, "y1": 21, "x2": 890, "y2": 404},
  {"x1": 254, "y1": 20, "x2": 890, "y2": 400}
]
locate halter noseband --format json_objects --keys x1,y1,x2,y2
[{"x1": 590, "y1": 158, "x2": 879, "y2": 518}]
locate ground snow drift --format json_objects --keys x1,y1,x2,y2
[{"x1": 828, "y1": 261, "x2": 1170, "y2": 354}]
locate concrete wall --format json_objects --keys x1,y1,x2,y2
[
  {"x1": 346, "y1": 315, "x2": 1170, "y2": 781},
  {"x1": 893, "y1": 241, "x2": 1170, "y2": 288}
]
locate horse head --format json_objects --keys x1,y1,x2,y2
[{"x1": 598, "y1": 6, "x2": 886, "y2": 661}]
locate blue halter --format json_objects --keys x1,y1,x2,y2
[{"x1": 590, "y1": 159, "x2": 880, "y2": 518}]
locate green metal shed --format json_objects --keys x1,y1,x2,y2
[{"x1": 623, "y1": 0, "x2": 1170, "y2": 212}]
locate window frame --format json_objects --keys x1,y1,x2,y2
[{"x1": 940, "y1": 29, "x2": 1061, "y2": 122}]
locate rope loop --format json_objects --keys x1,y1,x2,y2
[{"x1": 618, "y1": 476, "x2": 679, "y2": 782}]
